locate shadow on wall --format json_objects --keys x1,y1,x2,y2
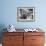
[{"x1": 0, "y1": 24, "x2": 7, "y2": 43}]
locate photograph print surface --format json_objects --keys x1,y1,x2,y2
[{"x1": 17, "y1": 7, "x2": 35, "y2": 22}]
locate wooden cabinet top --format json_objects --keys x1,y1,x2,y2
[
  {"x1": 3, "y1": 32, "x2": 45, "y2": 36},
  {"x1": 3, "y1": 29, "x2": 45, "y2": 36}
]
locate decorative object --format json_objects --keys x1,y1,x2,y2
[
  {"x1": 17, "y1": 7, "x2": 35, "y2": 22},
  {"x1": 7, "y1": 24, "x2": 16, "y2": 32},
  {"x1": 24, "y1": 28, "x2": 38, "y2": 32}
]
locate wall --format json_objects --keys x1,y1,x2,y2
[
  {"x1": 0, "y1": 0, "x2": 46, "y2": 29},
  {"x1": 0, "y1": 0, "x2": 46, "y2": 43}
]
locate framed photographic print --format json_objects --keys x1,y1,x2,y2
[{"x1": 17, "y1": 7, "x2": 35, "y2": 22}]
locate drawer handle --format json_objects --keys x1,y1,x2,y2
[{"x1": 32, "y1": 39, "x2": 36, "y2": 40}]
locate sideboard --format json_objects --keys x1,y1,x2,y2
[{"x1": 2, "y1": 29, "x2": 45, "y2": 46}]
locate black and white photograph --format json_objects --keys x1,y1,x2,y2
[{"x1": 17, "y1": 7, "x2": 35, "y2": 22}]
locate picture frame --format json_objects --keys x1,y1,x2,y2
[{"x1": 17, "y1": 7, "x2": 35, "y2": 22}]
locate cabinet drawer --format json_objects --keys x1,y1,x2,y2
[
  {"x1": 3, "y1": 36, "x2": 23, "y2": 46},
  {"x1": 32, "y1": 44, "x2": 44, "y2": 46},
  {"x1": 24, "y1": 32, "x2": 44, "y2": 36},
  {"x1": 3, "y1": 36, "x2": 23, "y2": 44},
  {"x1": 3, "y1": 32, "x2": 23, "y2": 36},
  {"x1": 32, "y1": 36, "x2": 45, "y2": 44},
  {"x1": 3, "y1": 43, "x2": 23, "y2": 46},
  {"x1": 3, "y1": 43, "x2": 16, "y2": 46},
  {"x1": 24, "y1": 36, "x2": 32, "y2": 46}
]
